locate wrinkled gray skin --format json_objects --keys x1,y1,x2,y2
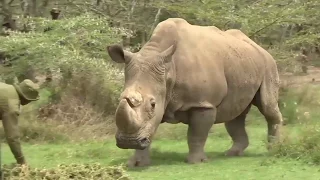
[{"x1": 106, "y1": 18, "x2": 283, "y2": 167}]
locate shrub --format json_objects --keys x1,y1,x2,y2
[
  {"x1": 268, "y1": 48, "x2": 301, "y2": 73},
  {"x1": 0, "y1": 12, "x2": 126, "y2": 100},
  {"x1": 268, "y1": 84, "x2": 320, "y2": 164},
  {"x1": 2, "y1": 163, "x2": 130, "y2": 180},
  {"x1": 269, "y1": 123, "x2": 320, "y2": 165},
  {"x1": 0, "y1": 13, "x2": 129, "y2": 138},
  {"x1": 278, "y1": 84, "x2": 317, "y2": 125},
  {"x1": 268, "y1": 83, "x2": 320, "y2": 165}
]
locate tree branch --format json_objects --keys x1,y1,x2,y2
[
  {"x1": 20, "y1": 0, "x2": 30, "y2": 17},
  {"x1": 38, "y1": 0, "x2": 49, "y2": 16},
  {"x1": 117, "y1": 0, "x2": 127, "y2": 11},
  {"x1": 249, "y1": 15, "x2": 285, "y2": 38},
  {"x1": 67, "y1": 0, "x2": 108, "y2": 17},
  {"x1": 249, "y1": 1, "x2": 296, "y2": 38},
  {"x1": 128, "y1": 0, "x2": 137, "y2": 21},
  {"x1": 148, "y1": 8, "x2": 162, "y2": 37},
  {"x1": 96, "y1": 0, "x2": 101, "y2": 6},
  {"x1": 111, "y1": 9, "x2": 125, "y2": 17}
]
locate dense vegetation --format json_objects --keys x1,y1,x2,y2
[
  {"x1": 2, "y1": 163, "x2": 129, "y2": 180},
  {"x1": 1, "y1": 0, "x2": 320, "y2": 179}
]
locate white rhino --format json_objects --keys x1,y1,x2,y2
[{"x1": 106, "y1": 18, "x2": 283, "y2": 167}]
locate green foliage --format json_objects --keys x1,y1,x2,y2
[
  {"x1": 270, "y1": 124, "x2": 320, "y2": 165},
  {"x1": 0, "y1": 13, "x2": 128, "y2": 138},
  {"x1": 2, "y1": 0, "x2": 319, "y2": 73},
  {"x1": 2, "y1": 163, "x2": 130, "y2": 180},
  {"x1": 0, "y1": 13, "x2": 125, "y2": 80},
  {"x1": 0, "y1": 12, "x2": 127, "y2": 112},
  {"x1": 270, "y1": 85, "x2": 320, "y2": 165},
  {"x1": 267, "y1": 48, "x2": 300, "y2": 73},
  {"x1": 278, "y1": 85, "x2": 318, "y2": 125},
  {"x1": 145, "y1": 0, "x2": 319, "y2": 71}
]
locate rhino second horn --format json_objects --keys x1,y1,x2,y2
[{"x1": 115, "y1": 99, "x2": 141, "y2": 133}]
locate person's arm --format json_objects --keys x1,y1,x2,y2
[{"x1": 2, "y1": 99, "x2": 25, "y2": 164}]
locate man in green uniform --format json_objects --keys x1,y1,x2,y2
[{"x1": 0, "y1": 79, "x2": 40, "y2": 165}]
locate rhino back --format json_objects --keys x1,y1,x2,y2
[{"x1": 160, "y1": 19, "x2": 274, "y2": 122}]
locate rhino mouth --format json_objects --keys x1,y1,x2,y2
[{"x1": 115, "y1": 133, "x2": 150, "y2": 150}]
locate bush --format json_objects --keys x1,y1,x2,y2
[
  {"x1": 270, "y1": 84, "x2": 320, "y2": 165},
  {"x1": 269, "y1": 123, "x2": 320, "y2": 165},
  {"x1": 278, "y1": 84, "x2": 316, "y2": 125},
  {"x1": 267, "y1": 48, "x2": 301, "y2": 73},
  {"x1": 0, "y1": 13, "x2": 127, "y2": 77},
  {"x1": 2, "y1": 163, "x2": 130, "y2": 180},
  {"x1": 0, "y1": 13, "x2": 129, "y2": 138}
]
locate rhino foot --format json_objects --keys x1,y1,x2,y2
[
  {"x1": 127, "y1": 154, "x2": 151, "y2": 168},
  {"x1": 186, "y1": 152, "x2": 208, "y2": 164},
  {"x1": 225, "y1": 149, "x2": 244, "y2": 156}
]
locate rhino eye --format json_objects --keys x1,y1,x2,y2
[
  {"x1": 150, "y1": 99, "x2": 156, "y2": 109},
  {"x1": 151, "y1": 102, "x2": 156, "y2": 109}
]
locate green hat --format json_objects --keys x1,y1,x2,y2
[{"x1": 13, "y1": 79, "x2": 40, "y2": 101}]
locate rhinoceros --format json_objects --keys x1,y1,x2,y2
[{"x1": 106, "y1": 18, "x2": 283, "y2": 167}]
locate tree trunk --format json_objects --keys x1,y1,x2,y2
[
  {"x1": 38, "y1": 0, "x2": 49, "y2": 17},
  {"x1": 96, "y1": 0, "x2": 101, "y2": 6},
  {"x1": 20, "y1": 0, "x2": 30, "y2": 17},
  {"x1": 30, "y1": 0, "x2": 37, "y2": 16},
  {"x1": 0, "y1": 0, "x2": 17, "y2": 30}
]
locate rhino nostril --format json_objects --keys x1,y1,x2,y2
[
  {"x1": 139, "y1": 138, "x2": 149, "y2": 144},
  {"x1": 125, "y1": 98, "x2": 135, "y2": 108}
]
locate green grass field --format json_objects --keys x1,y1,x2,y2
[{"x1": 3, "y1": 121, "x2": 320, "y2": 180}]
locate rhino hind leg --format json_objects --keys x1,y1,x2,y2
[
  {"x1": 224, "y1": 104, "x2": 252, "y2": 156},
  {"x1": 186, "y1": 108, "x2": 216, "y2": 164},
  {"x1": 252, "y1": 77, "x2": 283, "y2": 147}
]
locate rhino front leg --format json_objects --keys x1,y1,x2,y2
[
  {"x1": 127, "y1": 145, "x2": 151, "y2": 167},
  {"x1": 187, "y1": 108, "x2": 216, "y2": 164}
]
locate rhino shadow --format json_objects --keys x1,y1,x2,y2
[{"x1": 108, "y1": 148, "x2": 267, "y2": 171}]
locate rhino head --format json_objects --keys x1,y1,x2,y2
[{"x1": 107, "y1": 44, "x2": 175, "y2": 150}]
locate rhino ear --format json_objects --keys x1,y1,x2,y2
[
  {"x1": 106, "y1": 44, "x2": 133, "y2": 64},
  {"x1": 160, "y1": 44, "x2": 176, "y2": 63}
]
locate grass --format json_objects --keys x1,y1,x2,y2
[{"x1": 2, "y1": 121, "x2": 320, "y2": 180}]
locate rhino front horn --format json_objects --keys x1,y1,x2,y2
[{"x1": 115, "y1": 99, "x2": 141, "y2": 133}]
